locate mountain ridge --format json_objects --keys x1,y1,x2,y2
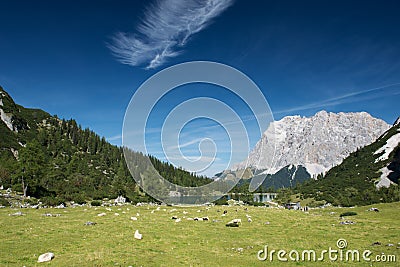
[
  {"x1": 0, "y1": 86, "x2": 211, "y2": 205},
  {"x1": 294, "y1": 119, "x2": 400, "y2": 206},
  {"x1": 234, "y1": 110, "x2": 390, "y2": 178}
]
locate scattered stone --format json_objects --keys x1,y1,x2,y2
[
  {"x1": 114, "y1": 195, "x2": 126, "y2": 204},
  {"x1": 212, "y1": 219, "x2": 222, "y2": 223},
  {"x1": 134, "y1": 230, "x2": 142, "y2": 240},
  {"x1": 106, "y1": 208, "x2": 112, "y2": 211},
  {"x1": 84, "y1": 221, "x2": 97, "y2": 226},
  {"x1": 387, "y1": 243, "x2": 394, "y2": 247},
  {"x1": 175, "y1": 218, "x2": 181, "y2": 223},
  {"x1": 226, "y1": 222, "x2": 239, "y2": 227},
  {"x1": 183, "y1": 211, "x2": 188, "y2": 215},
  {"x1": 55, "y1": 204, "x2": 65, "y2": 209},
  {"x1": 130, "y1": 216, "x2": 138, "y2": 221},
  {"x1": 237, "y1": 248, "x2": 244, "y2": 253},
  {"x1": 9, "y1": 211, "x2": 24, "y2": 216},
  {"x1": 42, "y1": 213, "x2": 61, "y2": 217},
  {"x1": 114, "y1": 213, "x2": 120, "y2": 216},
  {"x1": 37, "y1": 252, "x2": 54, "y2": 263},
  {"x1": 264, "y1": 221, "x2": 270, "y2": 225},
  {"x1": 339, "y1": 220, "x2": 356, "y2": 225},
  {"x1": 97, "y1": 213, "x2": 106, "y2": 217},
  {"x1": 247, "y1": 218, "x2": 252, "y2": 223},
  {"x1": 368, "y1": 207, "x2": 379, "y2": 212},
  {"x1": 187, "y1": 218, "x2": 194, "y2": 220},
  {"x1": 372, "y1": 242, "x2": 381, "y2": 246},
  {"x1": 229, "y1": 219, "x2": 241, "y2": 224}
]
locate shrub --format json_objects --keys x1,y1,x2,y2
[
  {"x1": 247, "y1": 201, "x2": 267, "y2": 207},
  {"x1": 340, "y1": 211, "x2": 357, "y2": 217},
  {"x1": 40, "y1": 196, "x2": 65, "y2": 207},
  {"x1": 24, "y1": 198, "x2": 39, "y2": 205},
  {"x1": 72, "y1": 194, "x2": 87, "y2": 205},
  {"x1": 91, "y1": 200, "x2": 101, "y2": 206},
  {"x1": 0, "y1": 197, "x2": 10, "y2": 207}
]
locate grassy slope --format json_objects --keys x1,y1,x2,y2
[{"x1": 0, "y1": 202, "x2": 399, "y2": 266}]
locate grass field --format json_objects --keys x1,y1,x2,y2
[{"x1": 0, "y1": 202, "x2": 399, "y2": 266}]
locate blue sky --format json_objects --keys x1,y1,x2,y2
[{"x1": 1, "y1": 0, "x2": 400, "y2": 176}]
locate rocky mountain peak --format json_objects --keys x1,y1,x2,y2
[{"x1": 233, "y1": 111, "x2": 390, "y2": 177}]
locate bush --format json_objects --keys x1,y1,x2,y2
[
  {"x1": 246, "y1": 201, "x2": 267, "y2": 207},
  {"x1": 0, "y1": 197, "x2": 10, "y2": 207},
  {"x1": 24, "y1": 198, "x2": 39, "y2": 205},
  {"x1": 340, "y1": 211, "x2": 357, "y2": 217},
  {"x1": 72, "y1": 194, "x2": 87, "y2": 205},
  {"x1": 91, "y1": 200, "x2": 102, "y2": 206},
  {"x1": 40, "y1": 196, "x2": 65, "y2": 207}
]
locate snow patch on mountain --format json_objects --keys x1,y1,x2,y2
[
  {"x1": 303, "y1": 163, "x2": 328, "y2": 178},
  {"x1": 376, "y1": 166, "x2": 395, "y2": 188},
  {"x1": 374, "y1": 131, "x2": 400, "y2": 162},
  {"x1": 234, "y1": 111, "x2": 390, "y2": 177},
  {"x1": 0, "y1": 108, "x2": 14, "y2": 131}
]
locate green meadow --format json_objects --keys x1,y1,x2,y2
[{"x1": 0, "y1": 202, "x2": 399, "y2": 266}]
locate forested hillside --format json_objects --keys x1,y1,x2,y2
[
  {"x1": 293, "y1": 120, "x2": 400, "y2": 206},
  {"x1": 0, "y1": 86, "x2": 211, "y2": 205}
]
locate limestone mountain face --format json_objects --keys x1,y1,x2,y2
[{"x1": 234, "y1": 110, "x2": 390, "y2": 178}]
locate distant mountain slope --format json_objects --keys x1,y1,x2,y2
[
  {"x1": 219, "y1": 164, "x2": 311, "y2": 192},
  {"x1": 0, "y1": 86, "x2": 211, "y2": 204},
  {"x1": 296, "y1": 118, "x2": 400, "y2": 206},
  {"x1": 234, "y1": 110, "x2": 390, "y2": 178}
]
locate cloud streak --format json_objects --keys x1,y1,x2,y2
[
  {"x1": 108, "y1": 0, "x2": 234, "y2": 69},
  {"x1": 273, "y1": 82, "x2": 400, "y2": 116}
]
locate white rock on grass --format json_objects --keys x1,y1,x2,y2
[
  {"x1": 134, "y1": 230, "x2": 142, "y2": 240},
  {"x1": 228, "y1": 218, "x2": 242, "y2": 224},
  {"x1": 97, "y1": 213, "x2": 106, "y2": 217},
  {"x1": 130, "y1": 216, "x2": 138, "y2": 221},
  {"x1": 37, "y1": 252, "x2": 54, "y2": 263}
]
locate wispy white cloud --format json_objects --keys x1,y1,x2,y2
[
  {"x1": 273, "y1": 82, "x2": 400, "y2": 115},
  {"x1": 107, "y1": 134, "x2": 122, "y2": 141},
  {"x1": 108, "y1": 0, "x2": 234, "y2": 69}
]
